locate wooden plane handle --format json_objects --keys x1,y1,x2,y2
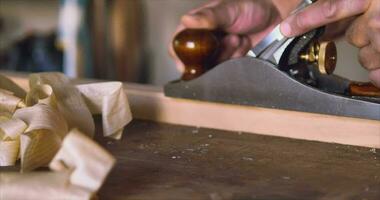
[
  {"x1": 173, "y1": 29, "x2": 223, "y2": 81},
  {"x1": 349, "y1": 82, "x2": 380, "y2": 97}
]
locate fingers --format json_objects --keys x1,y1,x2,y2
[
  {"x1": 232, "y1": 36, "x2": 251, "y2": 58},
  {"x1": 180, "y1": 0, "x2": 223, "y2": 29},
  {"x1": 280, "y1": 0, "x2": 371, "y2": 37},
  {"x1": 367, "y1": 10, "x2": 380, "y2": 53},
  {"x1": 217, "y1": 35, "x2": 251, "y2": 62},
  {"x1": 351, "y1": 2, "x2": 380, "y2": 82},
  {"x1": 369, "y1": 69, "x2": 380, "y2": 87},
  {"x1": 223, "y1": 0, "x2": 276, "y2": 34},
  {"x1": 358, "y1": 45, "x2": 380, "y2": 71},
  {"x1": 181, "y1": 0, "x2": 275, "y2": 34},
  {"x1": 345, "y1": 16, "x2": 370, "y2": 48},
  {"x1": 322, "y1": 17, "x2": 354, "y2": 41},
  {"x1": 217, "y1": 35, "x2": 241, "y2": 62},
  {"x1": 170, "y1": 0, "x2": 279, "y2": 70},
  {"x1": 355, "y1": 14, "x2": 380, "y2": 86}
]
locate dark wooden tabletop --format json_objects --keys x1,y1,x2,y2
[{"x1": 95, "y1": 119, "x2": 380, "y2": 200}]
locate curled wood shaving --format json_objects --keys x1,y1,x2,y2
[
  {"x1": 1, "y1": 130, "x2": 115, "y2": 200},
  {"x1": 77, "y1": 82, "x2": 132, "y2": 139}
]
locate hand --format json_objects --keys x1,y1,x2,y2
[
  {"x1": 169, "y1": 0, "x2": 299, "y2": 72},
  {"x1": 280, "y1": 0, "x2": 380, "y2": 87}
]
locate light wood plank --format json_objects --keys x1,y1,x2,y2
[{"x1": 125, "y1": 84, "x2": 380, "y2": 148}]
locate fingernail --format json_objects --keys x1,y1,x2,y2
[
  {"x1": 183, "y1": 13, "x2": 203, "y2": 23},
  {"x1": 229, "y1": 35, "x2": 240, "y2": 47},
  {"x1": 186, "y1": 11, "x2": 203, "y2": 18},
  {"x1": 188, "y1": 11, "x2": 200, "y2": 16},
  {"x1": 183, "y1": 14, "x2": 196, "y2": 19},
  {"x1": 280, "y1": 22, "x2": 292, "y2": 37}
]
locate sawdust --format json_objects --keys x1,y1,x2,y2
[
  {"x1": 171, "y1": 156, "x2": 181, "y2": 159},
  {"x1": 242, "y1": 157, "x2": 254, "y2": 161},
  {"x1": 192, "y1": 129, "x2": 199, "y2": 134}
]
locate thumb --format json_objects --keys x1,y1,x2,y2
[{"x1": 181, "y1": 0, "x2": 277, "y2": 35}]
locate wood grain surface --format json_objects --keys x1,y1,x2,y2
[
  {"x1": 96, "y1": 119, "x2": 380, "y2": 200},
  {"x1": 2, "y1": 118, "x2": 379, "y2": 199}
]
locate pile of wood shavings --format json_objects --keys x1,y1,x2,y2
[{"x1": 0, "y1": 72, "x2": 132, "y2": 199}]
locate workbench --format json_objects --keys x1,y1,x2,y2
[{"x1": 96, "y1": 119, "x2": 380, "y2": 200}]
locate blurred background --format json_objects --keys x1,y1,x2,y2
[{"x1": 0, "y1": 0, "x2": 370, "y2": 85}]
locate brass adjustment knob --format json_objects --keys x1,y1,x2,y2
[{"x1": 300, "y1": 41, "x2": 337, "y2": 74}]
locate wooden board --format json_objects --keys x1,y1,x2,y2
[
  {"x1": 3, "y1": 72, "x2": 380, "y2": 148},
  {"x1": 126, "y1": 83, "x2": 380, "y2": 148}
]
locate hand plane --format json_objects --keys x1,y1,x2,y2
[{"x1": 164, "y1": 1, "x2": 380, "y2": 121}]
